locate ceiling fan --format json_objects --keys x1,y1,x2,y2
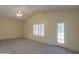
[{"x1": 16, "y1": 5, "x2": 32, "y2": 19}]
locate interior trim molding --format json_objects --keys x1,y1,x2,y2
[{"x1": 0, "y1": 37, "x2": 24, "y2": 41}]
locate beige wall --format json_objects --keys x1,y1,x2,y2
[
  {"x1": 24, "y1": 11, "x2": 79, "y2": 51},
  {"x1": 0, "y1": 19, "x2": 23, "y2": 40}
]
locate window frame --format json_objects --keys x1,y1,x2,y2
[
  {"x1": 57, "y1": 22, "x2": 64, "y2": 44},
  {"x1": 33, "y1": 24, "x2": 45, "y2": 36}
]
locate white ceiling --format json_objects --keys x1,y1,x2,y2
[{"x1": 0, "y1": 5, "x2": 79, "y2": 20}]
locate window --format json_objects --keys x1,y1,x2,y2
[
  {"x1": 33, "y1": 24, "x2": 44, "y2": 36},
  {"x1": 57, "y1": 22, "x2": 64, "y2": 44}
]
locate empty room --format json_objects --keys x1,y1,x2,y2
[{"x1": 0, "y1": 5, "x2": 79, "y2": 54}]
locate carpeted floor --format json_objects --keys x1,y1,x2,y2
[{"x1": 0, "y1": 38, "x2": 78, "y2": 54}]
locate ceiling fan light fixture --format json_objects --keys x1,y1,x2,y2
[
  {"x1": 16, "y1": 6, "x2": 23, "y2": 17},
  {"x1": 16, "y1": 13, "x2": 19, "y2": 16},
  {"x1": 19, "y1": 10, "x2": 21, "y2": 13},
  {"x1": 16, "y1": 12, "x2": 23, "y2": 17}
]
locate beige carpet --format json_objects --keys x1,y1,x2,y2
[{"x1": 0, "y1": 38, "x2": 78, "y2": 54}]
